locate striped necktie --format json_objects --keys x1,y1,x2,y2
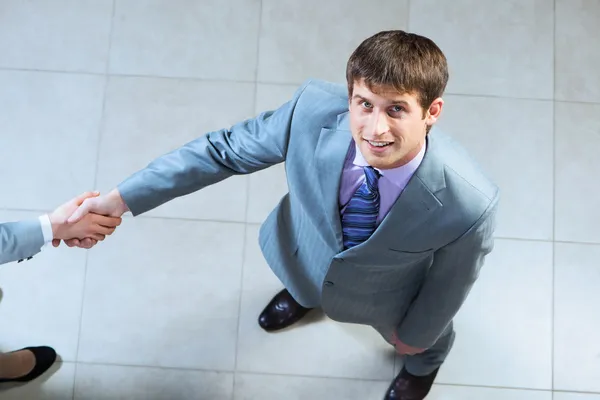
[{"x1": 341, "y1": 166, "x2": 381, "y2": 249}]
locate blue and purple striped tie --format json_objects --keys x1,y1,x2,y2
[{"x1": 341, "y1": 166, "x2": 381, "y2": 249}]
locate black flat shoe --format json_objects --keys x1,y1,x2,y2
[
  {"x1": 384, "y1": 367, "x2": 439, "y2": 400},
  {"x1": 258, "y1": 289, "x2": 312, "y2": 332},
  {"x1": 0, "y1": 346, "x2": 57, "y2": 383}
]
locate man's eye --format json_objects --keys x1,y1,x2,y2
[
  {"x1": 361, "y1": 101, "x2": 373, "y2": 108},
  {"x1": 390, "y1": 105, "x2": 403, "y2": 113}
]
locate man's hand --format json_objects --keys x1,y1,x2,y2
[
  {"x1": 49, "y1": 191, "x2": 122, "y2": 249},
  {"x1": 59, "y1": 189, "x2": 129, "y2": 248},
  {"x1": 67, "y1": 188, "x2": 129, "y2": 223},
  {"x1": 391, "y1": 331, "x2": 426, "y2": 356}
]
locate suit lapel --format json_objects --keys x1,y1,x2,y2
[
  {"x1": 314, "y1": 112, "x2": 352, "y2": 251},
  {"x1": 313, "y1": 117, "x2": 447, "y2": 253},
  {"x1": 370, "y1": 131, "x2": 447, "y2": 250}
]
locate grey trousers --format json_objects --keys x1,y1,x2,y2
[{"x1": 374, "y1": 322, "x2": 456, "y2": 376}]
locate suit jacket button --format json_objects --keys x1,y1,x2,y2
[{"x1": 324, "y1": 281, "x2": 334, "y2": 287}]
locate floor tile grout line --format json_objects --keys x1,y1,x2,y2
[
  {"x1": 0, "y1": 207, "x2": 245, "y2": 225},
  {"x1": 553, "y1": 98, "x2": 600, "y2": 106},
  {"x1": 105, "y1": 0, "x2": 117, "y2": 76},
  {"x1": 235, "y1": 369, "x2": 391, "y2": 384},
  {"x1": 71, "y1": 252, "x2": 90, "y2": 400},
  {"x1": 552, "y1": 0, "x2": 557, "y2": 395},
  {"x1": 72, "y1": 2, "x2": 117, "y2": 398},
  {"x1": 75, "y1": 360, "x2": 235, "y2": 374},
  {"x1": 253, "y1": 0, "x2": 264, "y2": 95},
  {"x1": 493, "y1": 236, "x2": 554, "y2": 243},
  {"x1": 93, "y1": 0, "x2": 117, "y2": 184},
  {"x1": 553, "y1": 389, "x2": 600, "y2": 395},
  {"x1": 2, "y1": 204, "x2": 600, "y2": 247},
  {"x1": 433, "y1": 382, "x2": 553, "y2": 393},
  {"x1": 0, "y1": 66, "x2": 106, "y2": 77},
  {"x1": 231, "y1": 174, "x2": 250, "y2": 394},
  {"x1": 3, "y1": 206, "x2": 600, "y2": 247},
  {"x1": 60, "y1": 359, "x2": 600, "y2": 395},
  {"x1": 70, "y1": 76, "x2": 108, "y2": 400},
  {"x1": 443, "y1": 92, "x2": 554, "y2": 103},
  {"x1": 406, "y1": 0, "x2": 411, "y2": 32},
  {"x1": 69, "y1": 359, "x2": 586, "y2": 393},
  {"x1": 494, "y1": 237, "x2": 600, "y2": 247},
  {"x1": 232, "y1": 2, "x2": 263, "y2": 397},
  {"x1": 1, "y1": 64, "x2": 599, "y2": 106},
  {"x1": 0, "y1": 66, "x2": 255, "y2": 85}
]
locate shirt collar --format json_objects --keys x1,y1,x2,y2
[{"x1": 352, "y1": 141, "x2": 426, "y2": 188}]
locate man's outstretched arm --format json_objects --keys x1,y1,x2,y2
[{"x1": 68, "y1": 80, "x2": 313, "y2": 226}]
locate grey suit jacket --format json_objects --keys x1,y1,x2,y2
[
  {"x1": 0, "y1": 220, "x2": 45, "y2": 265},
  {"x1": 118, "y1": 79, "x2": 499, "y2": 349}
]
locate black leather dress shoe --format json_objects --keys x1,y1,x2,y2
[
  {"x1": 258, "y1": 289, "x2": 312, "y2": 332},
  {"x1": 384, "y1": 367, "x2": 439, "y2": 400},
  {"x1": 0, "y1": 346, "x2": 57, "y2": 383}
]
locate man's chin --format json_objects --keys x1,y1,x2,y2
[
  {"x1": 366, "y1": 155, "x2": 411, "y2": 170},
  {"x1": 364, "y1": 157, "x2": 392, "y2": 170}
]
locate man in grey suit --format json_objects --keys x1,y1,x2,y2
[
  {"x1": 67, "y1": 30, "x2": 498, "y2": 399},
  {"x1": 0, "y1": 191, "x2": 121, "y2": 383}
]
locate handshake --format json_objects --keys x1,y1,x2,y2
[{"x1": 50, "y1": 189, "x2": 129, "y2": 249}]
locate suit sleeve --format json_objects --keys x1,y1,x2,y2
[
  {"x1": 395, "y1": 196, "x2": 499, "y2": 349},
  {"x1": 117, "y1": 80, "x2": 313, "y2": 216},
  {"x1": 0, "y1": 220, "x2": 45, "y2": 265}
]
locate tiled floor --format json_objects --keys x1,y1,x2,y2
[{"x1": 0, "y1": 0, "x2": 599, "y2": 399}]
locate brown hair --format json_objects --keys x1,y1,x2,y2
[{"x1": 346, "y1": 30, "x2": 449, "y2": 115}]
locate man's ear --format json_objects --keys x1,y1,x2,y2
[{"x1": 425, "y1": 97, "x2": 444, "y2": 126}]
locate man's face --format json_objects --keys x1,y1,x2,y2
[{"x1": 348, "y1": 80, "x2": 443, "y2": 169}]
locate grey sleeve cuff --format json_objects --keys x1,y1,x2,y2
[{"x1": 0, "y1": 219, "x2": 45, "y2": 265}]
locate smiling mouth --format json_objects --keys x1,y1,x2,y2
[{"x1": 365, "y1": 139, "x2": 393, "y2": 147}]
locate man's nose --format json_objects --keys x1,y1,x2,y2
[{"x1": 372, "y1": 113, "x2": 390, "y2": 136}]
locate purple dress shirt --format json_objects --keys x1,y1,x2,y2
[{"x1": 339, "y1": 141, "x2": 426, "y2": 224}]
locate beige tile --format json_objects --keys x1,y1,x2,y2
[
  {"x1": 0, "y1": 0, "x2": 112, "y2": 73},
  {"x1": 554, "y1": 393, "x2": 600, "y2": 400},
  {"x1": 554, "y1": 243, "x2": 600, "y2": 392},
  {"x1": 0, "y1": 71, "x2": 105, "y2": 211},
  {"x1": 410, "y1": 0, "x2": 554, "y2": 99},
  {"x1": 258, "y1": 0, "x2": 409, "y2": 84},
  {"x1": 97, "y1": 76, "x2": 255, "y2": 222},
  {"x1": 437, "y1": 239, "x2": 553, "y2": 389},
  {"x1": 77, "y1": 218, "x2": 245, "y2": 370},
  {"x1": 0, "y1": 362, "x2": 75, "y2": 400},
  {"x1": 437, "y1": 95, "x2": 553, "y2": 240},
  {"x1": 255, "y1": 84, "x2": 299, "y2": 115},
  {"x1": 428, "y1": 385, "x2": 551, "y2": 400},
  {"x1": 74, "y1": 364, "x2": 233, "y2": 399},
  {"x1": 234, "y1": 373, "x2": 389, "y2": 400},
  {"x1": 109, "y1": 0, "x2": 261, "y2": 80},
  {"x1": 555, "y1": 102, "x2": 600, "y2": 243},
  {"x1": 556, "y1": 0, "x2": 600, "y2": 103}
]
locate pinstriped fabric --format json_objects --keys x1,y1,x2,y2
[{"x1": 341, "y1": 166, "x2": 381, "y2": 249}]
